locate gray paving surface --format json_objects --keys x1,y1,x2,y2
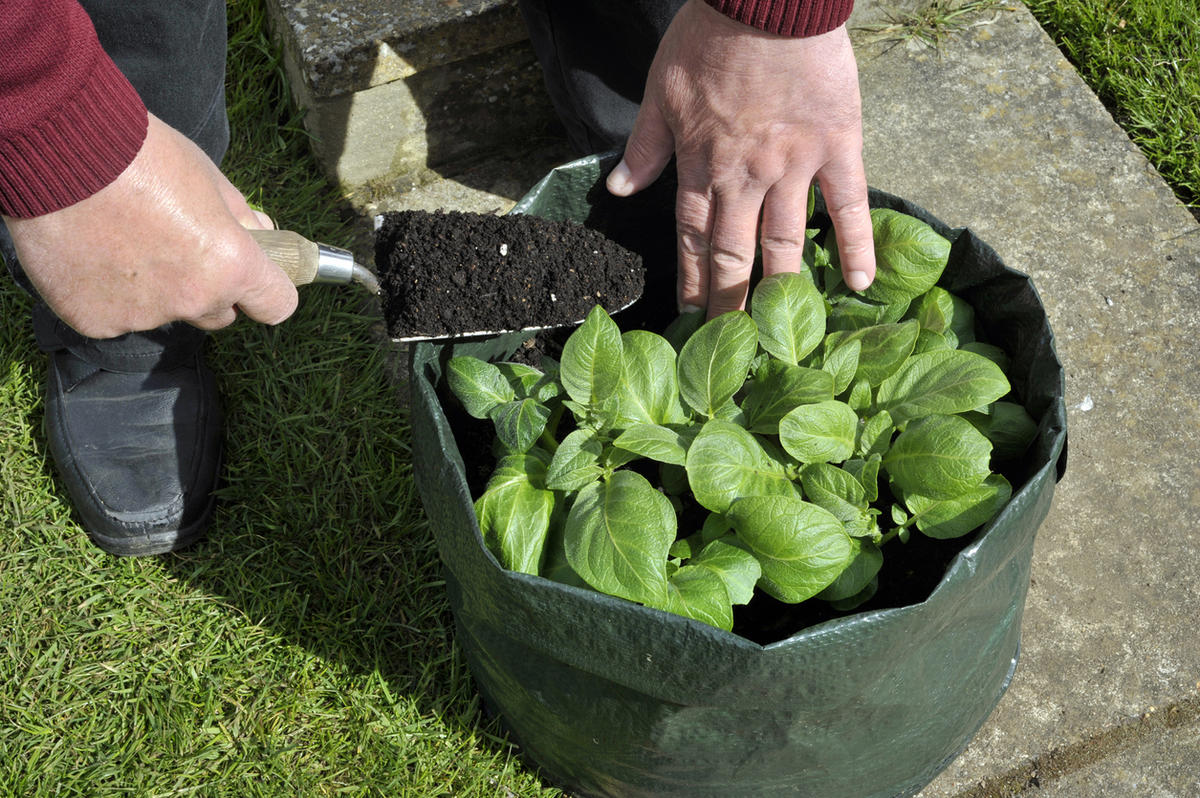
[
  {"x1": 274, "y1": 0, "x2": 1200, "y2": 794},
  {"x1": 845, "y1": 5, "x2": 1200, "y2": 795}
]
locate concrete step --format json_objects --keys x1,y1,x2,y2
[{"x1": 264, "y1": 0, "x2": 565, "y2": 210}]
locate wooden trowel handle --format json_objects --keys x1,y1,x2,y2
[
  {"x1": 248, "y1": 229, "x2": 320, "y2": 286},
  {"x1": 248, "y1": 228, "x2": 377, "y2": 292}
]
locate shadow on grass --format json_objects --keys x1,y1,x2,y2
[{"x1": 156, "y1": 287, "x2": 541, "y2": 783}]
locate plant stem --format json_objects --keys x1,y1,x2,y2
[{"x1": 539, "y1": 403, "x2": 565, "y2": 453}]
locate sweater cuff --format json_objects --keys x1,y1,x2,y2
[
  {"x1": 704, "y1": 0, "x2": 855, "y2": 36},
  {"x1": 0, "y1": 50, "x2": 148, "y2": 219}
]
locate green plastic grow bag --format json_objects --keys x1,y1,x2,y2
[{"x1": 409, "y1": 153, "x2": 1067, "y2": 798}]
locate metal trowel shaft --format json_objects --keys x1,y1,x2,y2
[{"x1": 249, "y1": 229, "x2": 380, "y2": 294}]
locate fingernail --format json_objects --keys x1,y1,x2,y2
[
  {"x1": 679, "y1": 303, "x2": 703, "y2": 315},
  {"x1": 607, "y1": 161, "x2": 633, "y2": 196},
  {"x1": 845, "y1": 270, "x2": 872, "y2": 292}
]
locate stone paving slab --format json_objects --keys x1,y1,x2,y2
[
  {"x1": 842, "y1": 3, "x2": 1200, "y2": 795},
  {"x1": 324, "y1": 0, "x2": 1200, "y2": 792},
  {"x1": 1039, "y1": 715, "x2": 1200, "y2": 798}
]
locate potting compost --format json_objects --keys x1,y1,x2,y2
[
  {"x1": 409, "y1": 154, "x2": 1067, "y2": 798},
  {"x1": 375, "y1": 209, "x2": 644, "y2": 339}
]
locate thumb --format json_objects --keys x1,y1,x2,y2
[
  {"x1": 607, "y1": 100, "x2": 675, "y2": 197},
  {"x1": 230, "y1": 226, "x2": 300, "y2": 326}
]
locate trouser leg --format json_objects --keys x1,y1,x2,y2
[
  {"x1": 81, "y1": 0, "x2": 231, "y2": 164},
  {"x1": 1, "y1": 0, "x2": 231, "y2": 556},
  {"x1": 517, "y1": 0, "x2": 686, "y2": 154}
]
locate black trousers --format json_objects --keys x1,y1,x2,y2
[{"x1": 518, "y1": 0, "x2": 686, "y2": 155}]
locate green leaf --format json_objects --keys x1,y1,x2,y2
[
  {"x1": 822, "y1": 338, "x2": 861, "y2": 395},
  {"x1": 496, "y1": 362, "x2": 554, "y2": 401},
  {"x1": 489, "y1": 398, "x2": 551, "y2": 454},
  {"x1": 542, "y1": 522, "x2": 590, "y2": 589},
  {"x1": 664, "y1": 309, "x2": 705, "y2": 353},
  {"x1": 826, "y1": 577, "x2": 878, "y2": 611},
  {"x1": 779, "y1": 400, "x2": 858, "y2": 464},
  {"x1": 964, "y1": 401, "x2": 1039, "y2": 461},
  {"x1": 961, "y1": 341, "x2": 1011, "y2": 373},
  {"x1": 750, "y1": 272, "x2": 826, "y2": 364},
  {"x1": 911, "y1": 286, "x2": 975, "y2": 344},
  {"x1": 659, "y1": 462, "x2": 690, "y2": 496},
  {"x1": 861, "y1": 208, "x2": 951, "y2": 305},
  {"x1": 875, "y1": 349, "x2": 1010, "y2": 425},
  {"x1": 613, "y1": 423, "x2": 695, "y2": 466},
  {"x1": 883, "y1": 415, "x2": 993, "y2": 500},
  {"x1": 825, "y1": 320, "x2": 920, "y2": 386},
  {"x1": 857, "y1": 411, "x2": 895, "y2": 458},
  {"x1": 560, "y1": 305, "x2": 624, "y2": 406},
  {"x1": 663, "y1": 537, "x2": 764, "y2": 630},
  {"x1": 677, "y1": 311, "x2": 758, "y2": 417},
  {"x1": 817, "y1": 538, "x2": 883, "y2": 602},
  {"x1": 701, "y1": 512, "x2": 732, "y2": 544},
  {"x1": 564, "y1": 470, "x2": 676, "y2": 607},
  {"x1": 913, "y1": 328, "x2": 954, "y2": 354},
  {"x1": 690, "y1": 538, "x2": 762, "y2": 605},
  {"x1": 800, "y1": 462, "x2": 867, "y2": 516},
  {"x1": 742, "y1": 359, "x2": 835, "y2": 434},
  {"x1": 727, "y1": 495, "x2": 854, "y2": 603},
  {"x1": 545, "y1": 428, "x2": 605, "y2": 491},
  {"x1": 827, "y1": 294, "x2": 910, "y2": 332},
  {"x1": 843, "y1": 455, "x2": 882, "y2": 503},
  {"x1": 904, "y1": 473, "x2": 1012, "y2": 539},
  {"x1": 612, "y1": 330, "x2": 690, "y2": 426},
  {"x1": 800, "y1": 463, "x2": 880, "y2": 541},
  {"x1": 845, "y1": 377, "x2": 873, "y2": 412},
  {"x1": 669, "y1": 536, "x2": 695, "y2": 561},
  {"x1": 447, "y1": 356, "x2": 515, "y2": 419},
  {"x1": 686, "y1": 419, "x2": 797, "y2": 513},
  {"x1": 663, "y1": 564, "x2": 734, "y2": 630},
  {"x1": 474, "y1": 455, "x2": 555, "y2": 574}
]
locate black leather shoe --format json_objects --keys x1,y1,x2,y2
[{"x1": 34, "y1": 306, "x2": 223, "y2": 556}]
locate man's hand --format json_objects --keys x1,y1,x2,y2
[
  {"x1": 606, "y1": 0, "x2": 875, "y2": 318},
  {"x1": 3, "y1": 113, "x2": 298, "y2": 339}
]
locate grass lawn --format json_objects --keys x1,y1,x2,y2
[
  {"x1": 1024, "y1": 0, "x2": 1199, "y2": 214},
  {"x1": 1, "y1": 0, "x2": 1194, "y2": 795},
  {"x1": 0, "y1": 2, "x2": 560, "y2": 795}
]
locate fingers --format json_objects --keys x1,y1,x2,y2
[
  {"x1": 674, "y1": 168, "x2": 768, "y2": 318},
  {"x1": 222, "y1": 226, "x2": 299, "y2": 327},
  {"x1": 674, "y1": 184, "x2": 714, "y2": 313},
  {"x1": 211, "y1": 172, "x2": 296, "y2": 327},
  {"x1": 760, "y1": 179, "x2": 812, "y2": 278},
  {"x1": 817, "y1": 151, "x2": 875, "y2": 292},
  {"x1": 699, "y1": 190, "x2": 764, "y2": 318}
]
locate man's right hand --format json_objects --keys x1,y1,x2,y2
[{"x1": 3, "y1": 113, "x2": 298, "y2": 339}]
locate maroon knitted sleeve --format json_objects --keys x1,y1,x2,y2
[
  {"x1": 704, "y1": 0, "x2": 855, "y2": 36},
  {"x1": 0, "y1": 0, "x2": 149, "y2": 218}
]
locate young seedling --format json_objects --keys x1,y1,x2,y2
[{"x1": 446, "y1": 208, "x2": 1037, "y2": 632}]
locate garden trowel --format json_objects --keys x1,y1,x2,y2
[{"x1": 251, "y1": 224, "x2": 643, "y2": 343}]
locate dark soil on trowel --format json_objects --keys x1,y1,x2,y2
[{"x1": 375, "y1": 210, "x2": 645, "y2": 340}]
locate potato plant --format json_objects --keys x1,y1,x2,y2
[{"x1": 445, "y1": 208, "x2": 1037, "y2": 632}]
